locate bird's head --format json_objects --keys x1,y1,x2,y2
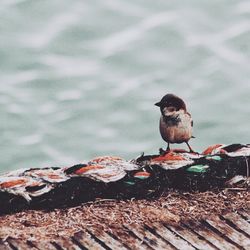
[{"x1": 155, "y1": 94, "x2": 187, "y2": 117}]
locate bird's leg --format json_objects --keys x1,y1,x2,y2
[
  {"x1": 159, "y1": 143, "x2": 171, "y2": 156},
  {"x1": 186, "y1": 142, "x2": 194, "y2": 153},
  {"x1": 167, "y1": 142, "x2": 170, "y2": 152}
]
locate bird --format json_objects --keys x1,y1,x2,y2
[{"x1": 155, "y1": 93, "x2": 194, "y2": 153}]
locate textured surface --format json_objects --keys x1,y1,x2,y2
[
  {"x1": 0, "y1": 209, "x2": 249, "y2": 250},
  {"x1": 0, "y1": 190, "x2": 249, "y2": 242},
  {"x1": 0, "y1": 144, "x2": 249, "y2": 214}
]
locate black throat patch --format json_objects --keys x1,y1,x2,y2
[{"x1": 163, "y1": 115, "x2": 181, "y2": 126}]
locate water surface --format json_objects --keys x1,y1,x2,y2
[{"x1": 0, "y1": 0, "x2": 250, "y2": 172}]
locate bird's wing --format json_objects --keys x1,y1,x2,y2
[{"x1": 186, "y1": 112, "x2": 193, "y2": 127}]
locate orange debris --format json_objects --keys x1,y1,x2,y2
[
  {"x1": 134, "y1": 171, "x2": 151, "y2": 177},
  {"x1": 153, "y1": 151, "x2": 186, "y2": 162},
  {"x1": 202, "y1": 144, "x2": 226, "y2": 155},
  {"x1": 0, "y1": 179, "x2": 27, "y2": 188},
  {"x1": 75, "y1": 165, "x2": 104, "y2": 175}
]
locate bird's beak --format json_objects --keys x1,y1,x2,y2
[{"x1": 154, "y1": 102, "x2": 161, "y2": 107}]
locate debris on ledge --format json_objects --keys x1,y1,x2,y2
[
  {"x1": 0, "y1": 143, "x2": 249, "y2": 215},
  {"x1": 0, "y1": 143, "x2": 249, "y2": 249}
]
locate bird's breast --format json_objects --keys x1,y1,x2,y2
[{"x1": 159, "y1": 113, "x2": 192, "y2": 143}]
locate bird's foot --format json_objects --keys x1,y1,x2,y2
[
  {"x1": 159, "y1": 148, "x2": 170, "y2": 156},
  {"x1": 185, "y1": 142, "x2": 199, "y2": 154},
  {"x1": 159, "y1": 148, "x2": 171, "y2": 156},
  {"x1": 187, "y1": 147, "x2": 200, "y2": 154},
  {"x1": 159, "y1": 148, "x2": 166, "y2": 155},
  {"x1": 190, "y1": 150, "x2": 200, "y2": 155}
]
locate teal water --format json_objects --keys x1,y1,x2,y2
[{"x1": 0, "y1": 0, "x2": 250, "y2": 172}]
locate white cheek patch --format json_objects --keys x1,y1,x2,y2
[
  {"x1": 163, "y1": 107, "x2": 175, "y2": 116},
  {"x1": 177, "y1": 109, "x2": 185, "y2": 115},
  {"x1": 163, "y1": 107, "x2": 183, "y2": 117}
]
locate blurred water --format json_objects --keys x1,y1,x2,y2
[{"x1": 0, "y1": 0, "x2": 250, "y2": 172}]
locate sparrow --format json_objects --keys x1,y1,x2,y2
[{"x1": 155, "y1": 94, "x2": 194, "y2": 153}]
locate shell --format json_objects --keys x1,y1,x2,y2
[
  {"x1": 150, "y1": 151, "x2": 195, "y2": 170},
  {"x1": 65, "y1": 156, "x2": 140, "y2": 182}
]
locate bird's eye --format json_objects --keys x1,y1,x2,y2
[{"x1": 167, "y1": 106, "x2": 176, "y2": 112}]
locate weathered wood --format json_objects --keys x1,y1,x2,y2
[
  {"x1": 27, "y1": 241, "x2": 57, "y2": 250},
  {"x1": 73, "y1": 231, "x2": 105, "y2": 250},
  {"x1": 108, "y1": 227, "x2": 151, "y2": 250},
  {"x1": 0, "y1": 241, "x2": 12, "y2": 250},
  {"x1": 6, "y1": 237, "x2": 37, "y2": 250},
  {"x1": 147, "y1": 222, "x2": 196, "y2": 250},
  {"x1": 166, "y1": 223, "x2": 217, "y2": 250},
  {"x1": 1, "y1": 210, "x2": 250, "y2": 249},
  {"x1": 223, "y1": 212, "x2": 250, "y2": 236},
  {"x1": 184, "y1": 220, "x2": 239, "y2": 250},
  {"x1": 238, "y1": 210, "x2": 250, "y2": 222},
  {"x1": 52, "y1": 237, "x2": 81, "y2": 250},
  {"x1": 206, "y1": 216, "x2": 250, "y2": 249},
  {"x1": 87, "y1": 229, "x2": 128, "y2": 250},
  {"x1": 125, "y1": 224, "x2": 174, "y2": 250}
]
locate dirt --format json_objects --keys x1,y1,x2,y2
[{"x1": 0, "y1": 188, "x2": 249, "y2": 242}]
